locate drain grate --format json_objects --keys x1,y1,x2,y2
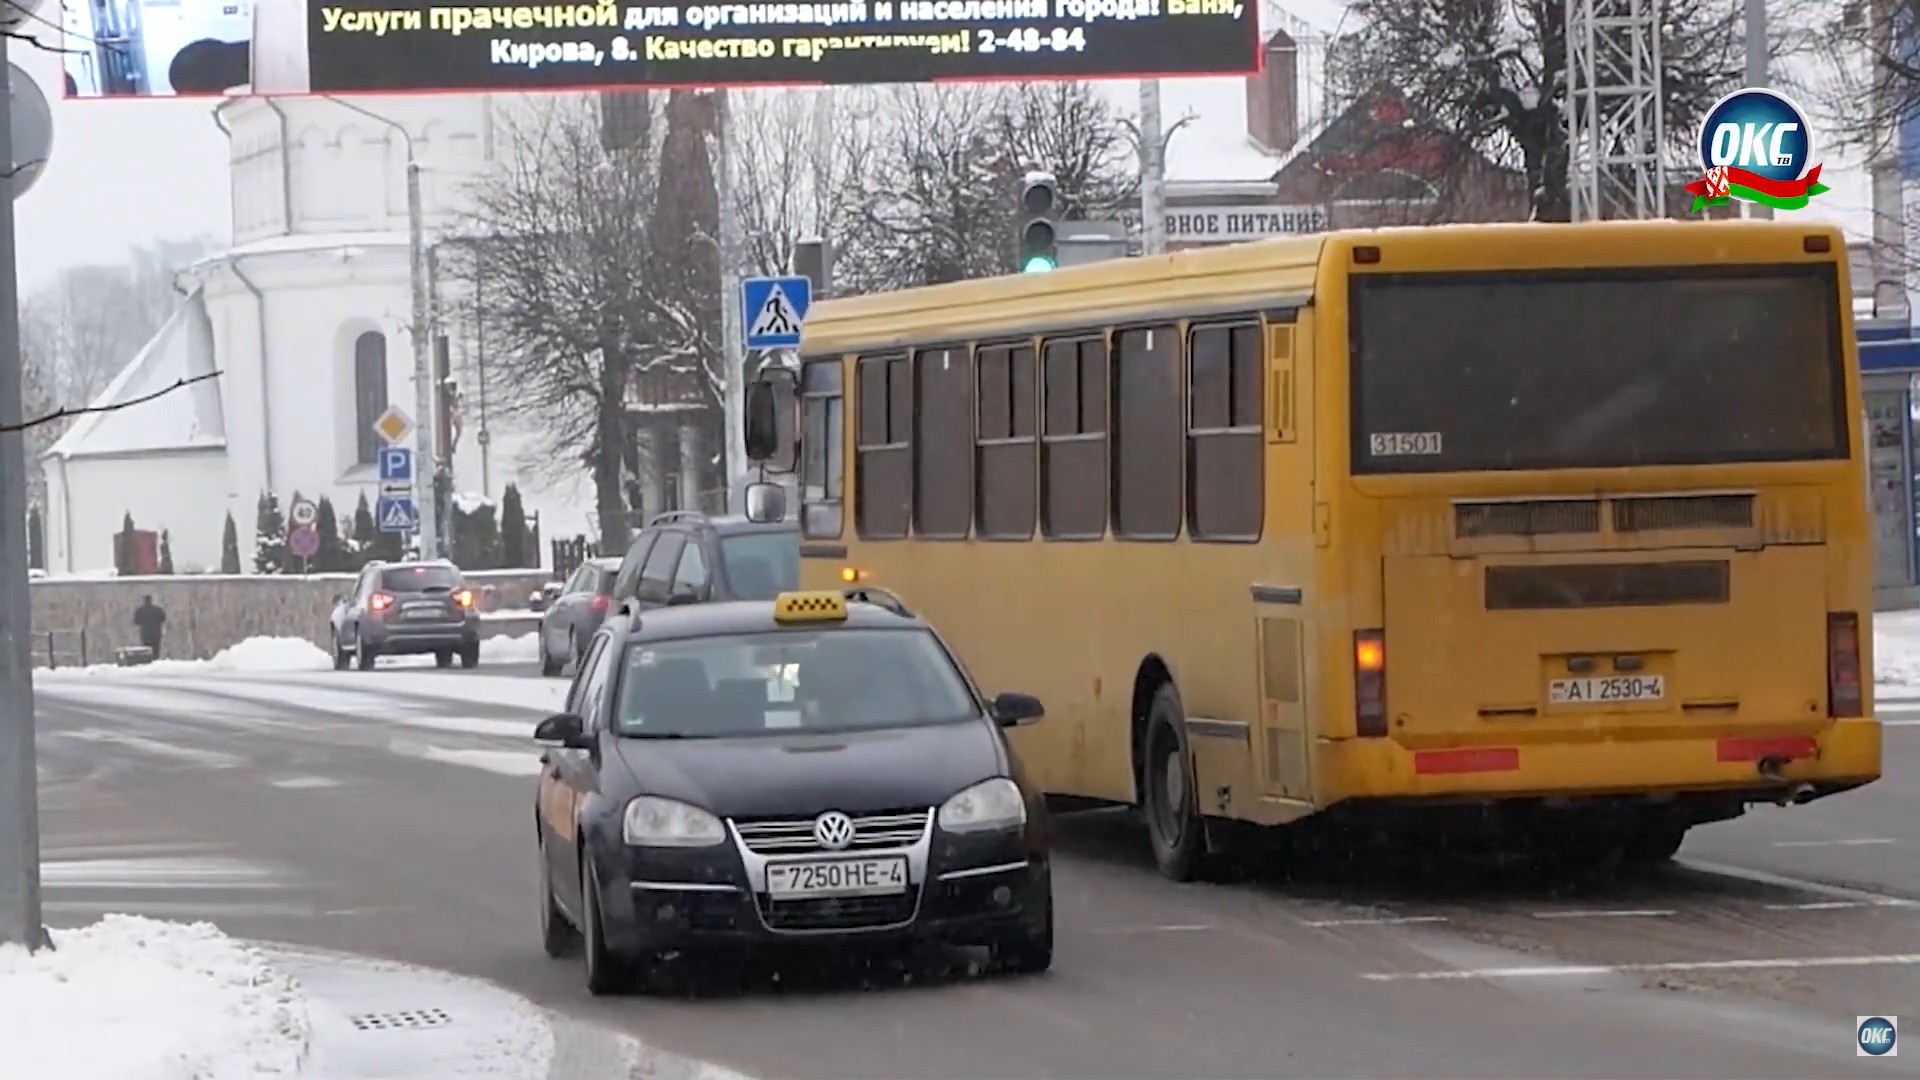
[{"x1": 348, "y1": 1008, "x2": 453, "y2": 1032}]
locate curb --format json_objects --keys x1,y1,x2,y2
[{"x1": 258, "y1": 944, "x2": 756, "y2": 1080}]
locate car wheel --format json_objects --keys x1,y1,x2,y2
[
  {"x1": 1143, "y1": 684, "x2": 1211, "y2": 883},
  {"x1": 459, "y1": 642, "x2": 481, "y2": 669},
  {"x1": 538, "y1": 833, "x2": 579, "y2": 959},
  {"x1": 539, "y1": 628, "x2": 562, "y2": 677},
  {"x1": 355, "y1": 636, "x2": 377, "y2": 671},
  {"x1": 569, "y1": 631, "x2": 585, "y2": 675},
  {"x1": 333, "y1": 634, "x2": 351, "y2": 671},
  {"x1": 435, "y1": 649, "x2": 454, "y2": 669},
  {"x1": 581, "y1": 859, "x2": 634, "y2": 996},
  {"x1": 988, "y1": 887, "x2": 1053, "y2": 975}
]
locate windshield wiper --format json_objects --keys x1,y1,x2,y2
[{"x1": 623, "y1": 731, "x2": 713, "y2": 740}]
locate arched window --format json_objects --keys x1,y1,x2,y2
[{"x1": 353, "y1": 331, "x2": 389, "y2": 465}]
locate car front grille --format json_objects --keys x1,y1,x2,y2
[
  {"x1": 755, "y1": 893, "x2": 917, "y2": 931},
  {"x1": 732, "y1": 809, "x2": 931, "y2": 854}
]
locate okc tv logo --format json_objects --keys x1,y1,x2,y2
[
  {"x1": 1859, "y1": 1016, "x2": 1898, "y2": 1057},
  {"x1": 1686, "y1": 88, "x2": 1831, "y2": 213}
]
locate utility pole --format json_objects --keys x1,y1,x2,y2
[
  {"x1": 1139, "y1": 79, "x2": 1167, "y2": 254},
  {"x1": 406, "y1": 160, "x2": 439, "y2": 555},
  {"x1": 0, "y1": 36, "x2": 49, "y2": 952},
  {"x1": 715, "y1": 90, "x2": 746, "y2": 510},
  {"x1": 1743, "y1": 0, "x2": 1773, "y2": 220}
]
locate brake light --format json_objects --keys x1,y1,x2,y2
[
  {"x1": 454, "y1": 589, "x2": 474, "y2": 609},
  {"x1": 1827, "y1": 612, "x2": 1863, "y2": 718},
  {"x1": 368, "y1": 591, "x2": 395, "y2": 612},
  {"x1": 1354, "y1": 629, "x2": 1387, "y2": 737},
  {"x1": 591, "y1": 594, "x2": 609, "y2": 612}
]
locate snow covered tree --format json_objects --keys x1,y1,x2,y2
[
  {"x1": 253, "y1": 492, "x2": 287, "y2": 574},
  {"x1": 1333, "y1": 0, "x2": 1749, "y2": 221},
  {"x1": 27, "y1": 506, "x2": 43, "y2": 571},
  {"x1": 314, "y1": 495, "x2": 348, "y2": 572},
  {"x1": 448, "y1": 94, "x2": 715, "y2": 555},
  {"x1": 220, "y1": 511, "x2": 242, "y2": 574},
  {"x1": 157, "y1": 530, "x2": 174, "y2": 574},
  {"x1": 500, "y1": 483, "x2": 529, "y2": 568}
]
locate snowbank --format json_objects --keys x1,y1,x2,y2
[
  {"x1": 0, "y1": 915, "x2": 309, "y2": 1080},
  {"x1": 35, "y1": 636, "x2": 335, "y2": 680}
]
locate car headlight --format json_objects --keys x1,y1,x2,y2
[
  {"x1": 937, "y1": 777, "x2": 1026, "y2": 833},
  {"x1": 622, "y1": 796, "x2": 725, "y2": 847}
]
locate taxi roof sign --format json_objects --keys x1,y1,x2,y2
[{"x1": 773, "y1": 591, "x2": 848, "y2": 624}]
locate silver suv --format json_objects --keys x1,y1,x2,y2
[{"x1": 330, "y1": 560, "x2": 481, "y2": 670}]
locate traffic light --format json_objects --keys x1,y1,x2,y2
[{"x1": 1017, "y1": 172, "x2": 1060, "y2": 273}]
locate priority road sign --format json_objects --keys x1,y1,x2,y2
[
  {"x1": 376, "y1": 495, "x2": 418, "y2": 533},
  {"x1": 373, "y1": 405, "x2": 415, "y2": 446},
  {"x1": 742, "y1": 275, "x2": 812, "y2": 350},
  {"x1": 377, "y1": 445, "x2": 414, "y2": 483},
  {"x1": 288, "y1": 498, "x2": 318, "y2": 527}
]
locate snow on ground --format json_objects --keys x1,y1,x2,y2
[
  {"x1": 36, "y1": 634, "x2": 542, "y2": 681},
  {"x1": 1875, "y1": 609, "x2": 1920, "y2": 695},
  {"x1": 0, "y1": 914, "x2": 309, "y2": 1080},
  {"x1": 311, "y1": 669, "x2": 570, "y2": 714}
]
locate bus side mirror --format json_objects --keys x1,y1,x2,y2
[
  {"x1": 744, "y1": 481, "x2": 787, "y2": 523},
  {"x1": 745, "y1": 381, "x2": 778, "y2": 462}
]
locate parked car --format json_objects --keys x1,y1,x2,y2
[
  {"x1": 329, "y1": 560, "x2": 481, "y2": 670},
  {"x1": 607, "y1": 511, "x2": 800, "y2": 615},
  {"x1": 538, "y1": 556, "x2": 621, "y2": 676}
]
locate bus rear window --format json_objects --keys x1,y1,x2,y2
[{"x1": 1349, "y1": 264, "x2": 1849, "y2": 474}]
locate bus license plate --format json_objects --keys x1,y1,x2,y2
[
  {"x1": 766, "y1": 857, "x2": 907, "y2": 899},
  {"x1": 1548, "y1": 675, "x2": 1664, "y2": 704}
]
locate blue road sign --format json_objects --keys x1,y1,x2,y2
[
  {"x1": 741, "y1": 275, "x2": 813, "y2": 350},
  {"x1": 377, "y1": 446, "x2": 414, "y2": 483},
  {"x1": 376, "y1": 496, "x2": 419, "y2": 533}
]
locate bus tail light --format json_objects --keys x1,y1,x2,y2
[
  {"x1": 840, "y1": 566, "x2": 869, "y2": 583},
  {"x1": 1354, "y1": 629, "x2": 1387, "y2": 737},
  {"x1": 1827, "y1": 612, "x2": 1863, "y2": 718}
]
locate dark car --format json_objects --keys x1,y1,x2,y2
[
  {"x1": 608, "y1": 512, "x2": 800, "y2": 615},
  {"x1": 538, "y1": 556, "x2": 622, "y2": 676},
  {"x1": 531, "y1": 588, "x2": 1052, "y2": 995},
  {"x1": 329, "y1": 560, "x2": 481, "y2": 670}
]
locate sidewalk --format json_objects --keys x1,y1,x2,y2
[{"x1": 273, "y1": 945, "x2": 759, "y2": 1080}]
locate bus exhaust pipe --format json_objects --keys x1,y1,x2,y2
[{"x1": 1757, "y1": 756, "x2": 1815, "y2": 805}]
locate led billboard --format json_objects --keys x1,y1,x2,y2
[{"x1": 63, "y1": 0, "x2": 1259, "y2": 97}]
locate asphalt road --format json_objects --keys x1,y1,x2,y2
[{"x1": 28, "y1": 668, "x2": 1920, "y2": 1079}]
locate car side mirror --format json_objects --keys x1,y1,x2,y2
[
  {"x1": 990, "y1": 691, "x2": 1045, "y2": 727},
  {"x1": 744, "y1": 380, "x2": 779, "y2": 461},
  {"x1": 332, "y1": 594, "x2": 344, "y2": 605},
  {"x1": 534, "y1": 712, "x2": 592, "y2": 749}
]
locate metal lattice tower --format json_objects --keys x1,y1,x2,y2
[{"x1": 1564, "y1": 0, "x2": 1668, "y2": 220}]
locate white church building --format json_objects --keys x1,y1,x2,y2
[{"x1": 40, "y1": 93, "x2": 592, "y2": 573}]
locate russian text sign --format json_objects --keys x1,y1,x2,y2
[{"x1": 66, "y1": 0, "x2": 1259, "y2": 97}]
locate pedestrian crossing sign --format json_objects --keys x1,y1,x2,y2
[{"x1": 742, "y1": 275, "x2": 813, "y2": 350}]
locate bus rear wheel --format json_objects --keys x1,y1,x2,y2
[{"x1": 1143, "y1": 684, "x2": 1210, "y2": 882}]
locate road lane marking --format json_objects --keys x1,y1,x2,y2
[
  {"x1": 1764, "y1": 899, "x2": 1919, "y2": 910},
  {"x1": 270, "y1": 776, "x2": 342, "y2": 790},
  {"x1": 53, "y1": 728, "x2": 245, "y2": 769},
  {"x1": 1530, "y1": 908, "x2": 1675, "y2": 919},
  {"x1": 1362, "y1": 953, "x2": 1920, "y2": 981},
  {"x1": 1770, "y1": 838, "x2": 1899, "y2": 847},
  {"x1": 1086, "y1": 923, "x2": 1215, "y2": 934},
  {"x1": 1304, "y1": 915, "x2": 1448, "y2": 927},
  {"x1": 1680, "y1": 858, "x2": 1919, "y2": 907},
  {"x1": 401, "y1": 744, "x2": 545, "y2": 777},
  {"x1": 1883, "y1": 719, "x2": 1920, "y2": 727}
]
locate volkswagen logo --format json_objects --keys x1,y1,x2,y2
[{"x1": 813, "y1": 811, "x2": 856, "y2": 851}]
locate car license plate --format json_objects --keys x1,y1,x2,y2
[
  {"x1": 405, "y1": 607, "x2": 442, "y2": 619},
  {"x1": 765, "y1": 856, "x2": 907, "y2": 899},
  {"x1": 1548, "y1": 675, "x2": 1664, "y2": 704}
]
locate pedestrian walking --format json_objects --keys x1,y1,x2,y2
[{"x1": 133, "y1": 594, "x2": 167, "y2": 658}]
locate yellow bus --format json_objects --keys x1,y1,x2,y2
[{"x1": 753, "y1": 219, "x2": 1882, "y2": 881}]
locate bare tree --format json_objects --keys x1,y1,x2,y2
[
  {"x1": 1335, "y1": 0, "x2": 1749, "y2": 221},
  {"x1": 447, "y1": 96, "x2": 715, "y2": 552},
  {"x1": 730, "y1": 88, "x2": 874, "y2": 280},
  {"x1": 836, "y1": 83, "x2": 1138, "y2": 295}
]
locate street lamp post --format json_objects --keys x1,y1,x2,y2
[{"x1": 325, "y1": 97, "x2": 439, "y2": 557}]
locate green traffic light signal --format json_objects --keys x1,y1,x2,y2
[{"x1": 1022, "y1": 255, "x2": 1057, "y2": 273}]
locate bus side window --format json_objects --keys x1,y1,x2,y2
[
  {"x1": 1112, "y1": 324, "x2": 1183, "y2": 540},
  {"x1": 975, "y1": 343, "x2": 1038, "y2": 540},
  {"x1": 912, "y1": 345, "x2": 972, "y2": 538},
  {"x1": 799, "y1": 358, "x2": 844, "y2": 539},
  {"x1": 1188, "y1": 323, "x2": 1264, "y2": 541},
  {"x1": 855, "y1": 353, "x2": 912, "y2": 539},
  {"x1": 1040, "y1": 336, "x2": 1108, "y2": 539}
]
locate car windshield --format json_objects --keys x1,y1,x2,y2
[
  {"x1": 612, "y1": 628, "x2": 976, "y2": 738},
  {"x1": 719, "y1": 531, "x2": 799, "y2": 599},
  {"x1": 380, "y1": 565, "x2": 460, "y2": 592}
]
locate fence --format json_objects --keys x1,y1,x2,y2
[
  {"x1": 36, "y1": 628, "x2": 89, "y2": 669},
  {"x1": 550, "y1": 536, "x2": 600, "y2": 581}
]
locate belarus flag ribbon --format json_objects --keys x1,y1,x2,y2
[{"x1": 1687, "y1": 163, "x2": 1829, "y2": 212}]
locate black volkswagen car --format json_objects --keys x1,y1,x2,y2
[{"x1": 531, "y1": 588, "x2": 1052, "y2": 995}]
